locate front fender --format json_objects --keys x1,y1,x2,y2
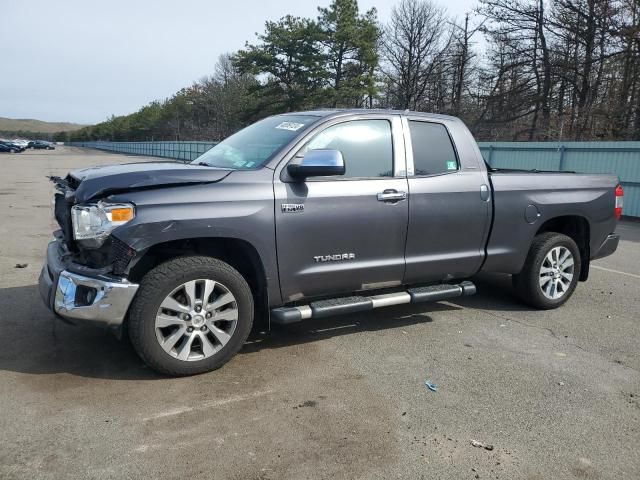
[{"x1": 108, "y1": 169, "x2": 281, "y2": 305}]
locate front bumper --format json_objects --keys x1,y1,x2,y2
[
  {"x1": 39, "y1": 240, "x2": 139, "y2": 330},
  {"x1": 592, "y1": 233, "x2": 620, "y2": 260}
]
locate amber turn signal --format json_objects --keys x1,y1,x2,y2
[{"x1": 111, "y1": 207, "x2": 135, "y2": 222}]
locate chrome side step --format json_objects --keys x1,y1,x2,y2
[{"x1": 271, "y1": 281, "x2": 476, "y2": 325}]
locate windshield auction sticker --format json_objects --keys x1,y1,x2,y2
[{"x1": 276, "y1": 122, "x2": 305, "y2": 131}]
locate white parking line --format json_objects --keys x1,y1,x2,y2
[{"x1": 591, "y1": 265, "x2": 640, "y2": 279}]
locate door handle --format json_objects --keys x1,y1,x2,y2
[
  {"x1": 377, "y1": 189, "x2": 407, "y2": 202},
  {"x1": 480, "y1": 184, "x2": 490, "y2": 201}
]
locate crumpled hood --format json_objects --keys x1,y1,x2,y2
[{"x1": 68, "y1": 161, "x2": 233, "y2": 202}]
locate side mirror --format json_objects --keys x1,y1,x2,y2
[{"x1": 287, "y1": 149, "x2": 345, "y2": 179}]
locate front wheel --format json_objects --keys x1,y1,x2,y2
[
  {"x1": 128, "y1": 256, "x2": 254, "y2": 376},
  {"x1": 513, "y1": 232, "x2": 581, "y2": 309}
]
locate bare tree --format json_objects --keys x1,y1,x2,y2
[
  {"x1": 381, "y1": 0, "x2": 453, "y2": 110},
  {"x1": 476, "y1": 0, "x2": 553, "y2": 139},
  {"x1": 449, "y1": 14, "x2": 484, "y2": 116}
]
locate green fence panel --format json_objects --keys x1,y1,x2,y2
[{"x1": 68, "y1": 141, "x2": 218, "y2": 162}]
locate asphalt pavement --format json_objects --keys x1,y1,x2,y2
[{"x1": 0, "y1": 146, "x2": 638, "y2": 479}]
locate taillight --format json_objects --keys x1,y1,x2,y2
[{"x1": 615, "y1": 184, "x2": 624, "y2": 220}]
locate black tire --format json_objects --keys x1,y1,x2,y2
[
  {"x1": 128, "y1": 256, "x2": 254, "y2": 376},
  {"x1": 512, "y1": 232, "x2": 581, "y2": 309}
]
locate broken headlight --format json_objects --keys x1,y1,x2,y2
[{"x1": 71, "y1": 202, "x2": 135, "y2": 247}]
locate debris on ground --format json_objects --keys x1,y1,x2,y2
[
  {"x1": 470, "y1": 439, "x2": 494, "y2": 451},
  {"x1": 14, "y1": 263, "x2": 28, "y2": 268},
  {"x1": 425, "y1": 380, "x2": 438, "y2": 392},
  {"x1": 293, "y1": 400, "x2": 317, "y2": 409}
]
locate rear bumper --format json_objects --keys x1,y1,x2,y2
[
  {"x1": 39, "y1": 240, "x2": 139, "y2": 330},
  {"x1": 592, "y1": 233, "x2": 620, "y2": 260}
]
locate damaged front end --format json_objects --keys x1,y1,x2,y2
[
  {"x1": 48, "y1": 162, "x2": 232, "y2": 274},
  {"x1": 40, "y1": 163, "x2": 233, "y2": 332},
  {"x1": 40, "y1": 175, "x2": 140, "y2": 334},
  {"x1": 50, "y1": 174, "x2": 137, "y2": 276}
]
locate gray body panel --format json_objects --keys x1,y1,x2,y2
[
  {"x1": 482, "y1": 172, "x2": 619, "y2": 273},
  {"x1": 108, "y1": 168, "x2": 283, "y2": 306},
  {"x1": 274, "y1": 177, "x2": 409, "y2": 301},
  {"x1": 402, "y1": 115, "x2": 492, "y2": 283},
  {"x1": 47, "y1": 109, "x2": 621, "y2": 312},
  {"x1": 70, "y1": 161, "x2": 232, "y2": 203}
]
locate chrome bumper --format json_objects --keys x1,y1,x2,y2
[{"x1": 39, "y1": 240, "x2": 139, "y2": 329}]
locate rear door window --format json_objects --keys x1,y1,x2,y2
[{"x1": 409, "y1": 121, "x2": 459, "y2": 176}]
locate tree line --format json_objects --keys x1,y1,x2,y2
[{"x1": 62, "y1": 0, "x2": 640, "y2": 143}]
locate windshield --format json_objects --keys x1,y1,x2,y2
[{"x1": 193, "y1": 115, "x2": 319, "y2": 169}]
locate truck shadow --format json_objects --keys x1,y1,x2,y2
[
  {"x1": 449, "y1": 272, "x2": 534, "y2": 312},
  {"x1": 243, "y1": 302, "x2": 452, "y2": 354},
  {"x1": 0, "y1": 284, "x2": 154, "y2": 380},
  {"x1": 0, "y1": 277, "x2": 522, "y2": 381}
]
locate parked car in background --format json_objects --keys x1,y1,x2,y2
[
  {"x1": 31, "y1": 140, "x2": 55, "y2": 150},
  {"x1": 0, "y1": 143, "x2": 15, "y2": 153},
  {"x1": 12, "y1": 139, "x2": 30, "y2": 149},
  {"x1": 0, "y1": 140, "x2": 25, "y2": 153}
]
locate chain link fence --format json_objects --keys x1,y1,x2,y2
[{"x1": 67, "y1": 141, "x2": 217, "y2": 162}]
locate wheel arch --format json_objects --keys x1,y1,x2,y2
[
  {"x1": 127, "y1": 236, "x2": 269, "y2": 326},
  {"x1": 534, "y1": 215, "x2": 590, "y2": 281}
]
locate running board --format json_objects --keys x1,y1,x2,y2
[{"x1": 270, "y1": 281, "x2": 476, "y2": 325}]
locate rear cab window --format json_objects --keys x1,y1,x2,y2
[{"x1": 408, "y1": 121, "x2": 459, "y2": 176}]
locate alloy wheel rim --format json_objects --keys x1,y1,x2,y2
[
  {"x1": 154, "y1": 279, "x2": 238, "y2": 361},
  {"x1": 539, "y1": 246, "x2": 574, "y2": 300}
]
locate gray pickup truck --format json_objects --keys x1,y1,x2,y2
[{"x1": 40, "y1": 110, "x2": 623, "y2": 375}]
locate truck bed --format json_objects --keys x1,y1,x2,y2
[{"x1": 482, "y1": 170, "x2": 619, "y2": 275}]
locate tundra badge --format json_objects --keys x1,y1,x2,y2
[{"x1": 314, "y1": 253, "x2": 356, "y2": 263}]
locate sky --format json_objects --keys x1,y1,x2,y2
[{"x1": 0, "y1": 0, "x2": 479, "y2": 125}]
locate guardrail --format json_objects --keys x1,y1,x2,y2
[
  {"x1": 69, "y1": 140, "x2": 640, "y2": 218},
  {"x1": 68, "y1": 141, "x2": 217, "y2": 162}
]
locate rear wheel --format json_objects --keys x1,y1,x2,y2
[
  {"x1": 513, "y1": 232, "x2": 581, "y2": 309},
  {"x1": 128, "y1": 256, "x2": 253, "y2": 376}
]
